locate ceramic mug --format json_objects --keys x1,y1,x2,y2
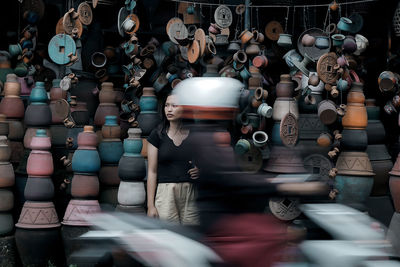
[
  {"x1": 122, "y1": 17, "x2": 136, "y2": 32},
  {"x1": 257, "y1": 103, "x2": 273, "y2": 118}
]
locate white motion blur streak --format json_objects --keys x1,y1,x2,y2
[{"x1": 82, "y1": 213, "x2": 222, "y2": 267}]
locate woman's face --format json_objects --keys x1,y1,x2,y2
[{"x1": 164, "y1": 95, "x2": 182, "y2": 121}]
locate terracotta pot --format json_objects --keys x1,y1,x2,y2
[
  {"x1": 99, "y1": 82, "x2": 115, "y2": 103},
  {"x1": 24, "y1": 104, "x2": 52, "y2": 127},
  {"x1": 102, "y1": 115, "x2": 121, "y2": 139},
  {"x1": 336, "y1": 151, "x2": 374, "y2": 176},
  {"x1": 252, "y1": 55, "x2": 268, "y2": 68},
  {"x1": 0, "y1": 189, "x2": 14, "y2": 211},
  {"x1": 239, "y1": 29, "x2": 253, "y2": 44},
  {"x1": 0, "y1": 163, "x2": 15, "y2": 187},
  {"x1": 49, "y1": 101, "x2": 65, "y2": 124},
  {"x1": 341, "y1": 129, "x2": 368, "y2": 151},
  {"x1": 49, "y1": 79, "x2": 67, "y2": 101},
  {"x1": 30, "y1": 129, "x2": 51, "y2": 150},
  {"x1": 0, "y1": 115, "x2": 9, "y2": 136},
  {"x1": 16, "y1": 201, "x2": 60, "y2": 228},
  {"x1": 99, "y1": 165, "x2": 120, "y2": 186},
  {"x1": 7, "y1": 119, "x2": 24, "y2": 140},
  {"x1": 0, "y1": 98, "x2": 25, "y2": 119},
  {"x1": 276, "y1": 74, "x2": 294, "y2": 98},
  {"x1": 77, "y1": 126, "x2": 98, "y2": 149},
  {"x1": 71, "y1": 173, "x2": 100, "y2": 199},
  {"x1": 317, "y1": 100, "x2": 337, "y2": 125},
  {"x1": 3, "y1": 74, "x2": 21, "y2": 96},
  {"x1": 62, "y1": 199, "x2": 101, "y2": 226},
  {"x1": 24, "y1": 177, "x2": 54, "y2": 201},
  {"x1": 94, "y1": 103, "x2": 119, "y2": 126},
  {"x1": 342, "y1": 82, "x2": 367, "y2": 129},
  {"x1": 272, "y1": 98, "x2": 299, "y2": 121},
  {"x1": 245, "y1": 41, "x2": 260, "y2": 55},
  {"x1": 117, "y1": 181, "x2": 145, "y2": 205},
  {"x1": 27, "y1": 150, "x2": 54, "y2": 177},
  {"x1": 23, "y1": 127, "x2": 51, "y2": 149}
]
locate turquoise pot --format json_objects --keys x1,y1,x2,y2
[
  {"x1": 104, "y1": 115, "x2": 118, "y2": 126},
  {"x1": 99, "y1": 141, "x2": 124, "y2": 164},
  {"x1": 72, "y1": 149, "x2": 101, "y2": 173},
  {"x1": 123, "y1": 138, "x2": 142, "y2": 156},
  {"x1": 30, "y1": 82, "x2": 48, "y2": 104},
  {"x1": 270, "y1": 121, "x2": 283, "y2": 145},
  {"x1": 9, "y1": 43, "x2": 22, "y2": 57},
  {"x1": 14, "y1": 62, "x2": 28, "y2": 77},
  {"x1": 139, "y1": 96, "x2": 157, "y2": 112},
  {"x1": 0, "y1": 68, "x2": 14, "y2": 84},
  {"x1": 234, "y1": 139, "x2": 251, "y2": 155},
  {"x1": 335, "y1": 175, "x2": 374, "y2": 204}
]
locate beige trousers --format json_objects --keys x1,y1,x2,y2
[{"x1": 155, "y1": 182, "x2": 199, "y2": 225}]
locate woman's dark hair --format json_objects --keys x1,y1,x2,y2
[{"x1": 157, "y1": 92, "x2": 182, "y2": 137}]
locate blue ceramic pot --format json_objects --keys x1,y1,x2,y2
[
  {"x1": 123, "y1": 138, "x2": 142, "y2": 155},
  {"x1": 30, "y1": 82, "x2": 48, "y2": 104},
  {"x1": 270, "y1": 122, "x2": 283, "y2": 145},
  {"x1": 99, "y1": 141, "x2": 124, "y2": 164},
  {"x1": 104, "y1": 115, "x2": 118, "y2": 126},
  {"x1": 72, "y1": 149, "x2": 101, "y2": 173},
  {"x1": 139, "y1": 96, "x2": 157, "y2": 112},
  {"x1": 335, "y1": 174, "x2": 374, "y2": 204}
]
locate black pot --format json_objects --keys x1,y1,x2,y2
[
  {"x1": 15, "y1": 227, "x2": 64, "y2": 267},
  {"x1": 24, "y1": 104, "x2": 52, "y2": 127},
  {"x1": 118, "y1": 155, "x2": 146, "y2": 181},
  {"x1": 341, "y1": 128, "x2": 368, "y2": 151},
  {"x1": 71, "y1": 110, "x2": 90, "y2": 126},
  {"x1": 24, "y1": 177, "x2": 55, "y2": 201},
  {"x1": 366, "y1": 120, "x2": 386, "y2": 145},
  {"x1": 136, "y1": 112, "x2": 161, "y2": 137}
]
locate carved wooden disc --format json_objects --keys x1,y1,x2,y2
[
  {"x1": 269, "y1": 197, "x2": 301, "y2": 221},
  {"x1": 78, "y1": 2, "x2": 93, "y2": 25},
  {"x1": 280, "y1": 112, "x2": 299, "y2": 147},
  {"x1": 194, "y1": 28, "x2": 206, "y2": 57},
  {"x1": 54, "y1": 99, "x2": 70, "y2": 119},
  {"x1": 55, "y1": 17, "x2": 65, "y2": 34},
  {"x1": 187, "y1": 40, "x2": 200, "y2": 64},
  {"x1": 166, "y1": 17, "x2": 184, "y2": 35},
  {"x1": 168, "y1": 22, "x2": 188, "y2": 45},
  {"x1": 63, "y1": 11, "x2": 83, "y2": 37},
  {"x1": 214, "y1": 5, "x2": 233, "y2": 28},
  {"x1": 265, "y1": 21, "x2": 283, "y2": 41},
  {"x1": 317, "y1": 52, "x2": 339, "y2": 85}
]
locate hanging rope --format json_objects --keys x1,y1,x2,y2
[
  {"x1": 284, "y1": 6, "x2": 290, "y2": 33},
  {"x1": 168, "y1": 0, "x2": 378, "y2": 8}
]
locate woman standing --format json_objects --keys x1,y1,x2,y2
[{"x1": 146, "y1": 94, "x2": 199, "y2": 225}]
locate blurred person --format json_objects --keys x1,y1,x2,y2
[
  {"x1": 173, "y1": 77, "x2": 328, "y2": 267},
  {"x1": 146, "y1": 93, "x2": 200, "y2": 225}
]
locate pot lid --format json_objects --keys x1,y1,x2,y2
[
  {"x1": 168, "y1": 22, "x2": 188, "y2": 45},
  {"x1": 118, "y1": 7, "x2": 130, "y2": 37},
  {"x1": 265, "y1": 21, "x2": 283, "y2": 41},
  {"x1": 297, "y1": 28, "x2": 330, "y2": 61},
  {"x1": 194, "y1": 28, "x2": 206, "y2": 57},
  {"x1": 317, "y1": 52, "x2": 339, "y2": 84},
  {"x1": 78, "y1": 2, "x2": 93, "y2": 25},
  {"x1": 48, "y1": 34, "x2": 76, "y2": 65},
  {"x1": 214, "y1": 5, "x2": 233, "y2": 28},
  {"x1": 269, "y1": 197, "x2": 301, "y2": 221}
]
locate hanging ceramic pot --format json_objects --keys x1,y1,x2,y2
[
  {"x1": 314, "y1": 36, "x2": 330, "y2": 49},
  {"x1": 331, "y1": 34, "x2": 345, "y2": 47},
  {"x1": 238, "y1": 29, "x2": 253, "y2": 44},
  {"x1": 337, "y1": 17, "x2": 353, "y2": 32},
  {"x1": 301, "y1": 34, "x2": 315, "y2": 47},
  {"x1": 227, "y1": 40, "x2": 241, "y2": 53},
  {"x1": 342, "y1": 36, "x2": 357, "y2": 53},
  {"x1": 245, "y1": 40, "x2": 260, "y2": 55},
  {"x1": 277, "y1": 33, "x2": 292, "y2": 48}
]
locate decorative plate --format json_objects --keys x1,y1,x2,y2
[
  {"x1": 297, "y1": 28, "x2": 330, "y2": 61},
  {"x1": 280, "y1": 112, "x2": 298, "y2": 147},
  {"x1": 77, "y1": 2, "x2": 93, "y2": 25},
  {"x1": 214, "y1": 5, "x2": 233, "y2": 28},
  {"x1": 317, "y1": 52, "x2": 339, "y2": 85},
  {"x1": 265, "y1": 21, "x2": 283, "y2": 41}
]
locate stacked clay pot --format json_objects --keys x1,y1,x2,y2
[
  {"x1": 98, "y1": 116, "x2": 123, "y2": 207},
  {"x1": 49, "y1": 79, "x2": 68, "y2": 147},
  {"x1": 266, "y1": 74, "x2": 305, "y2": 174},
  {"x1": 136, "y1": 87, "x2": 161, "y2": 137},
  {"x1": 94, "y1": 82, "x2": 119, "y2": 127},
  {"x1": 0, "y1": 74, "x2": 25, "y2": 164},
  {"x1": 335, "y1": 82, "x2": 375, "y2": 207},
  {"x1": 15, "y1": 129, "x2": 62, "y2": 267},
  {"x1": 0, "y1": 118, "x2": 17, "y2": 266},
  {"x1": 62, "y1": 125, "x2": 101, "y2": 265},
  {"x1": 117, "y1": 128, "x2": 146, "y2": 213},
  {"x1": 365, "y1": 99, "x2": 392, "y2": 196}
]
